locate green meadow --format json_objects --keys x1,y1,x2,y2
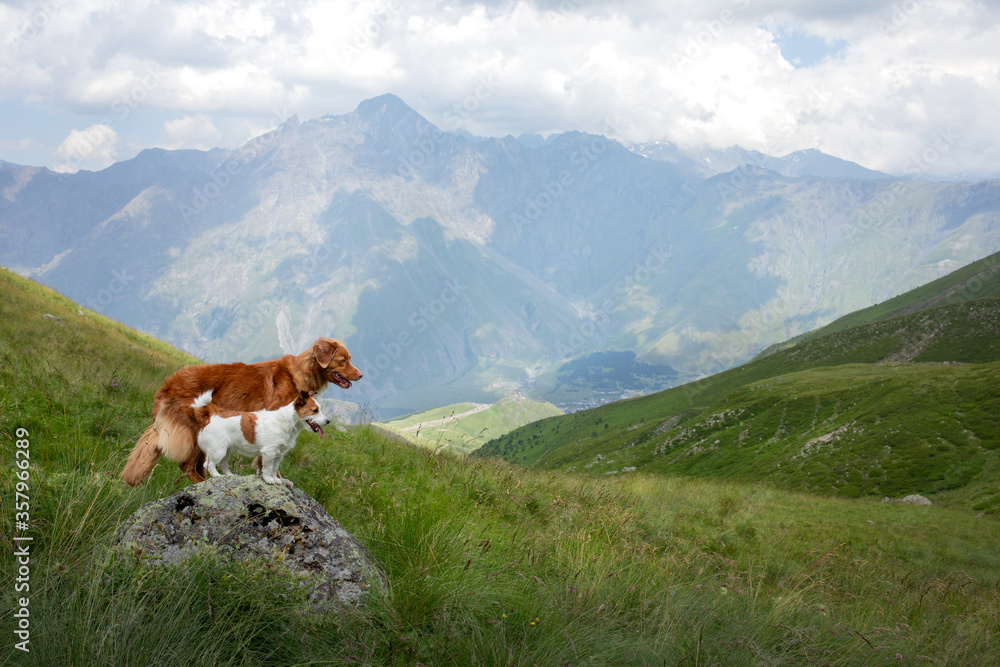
[{"x1": 378, "y1": 398, "x2": 563, "y2": 455}]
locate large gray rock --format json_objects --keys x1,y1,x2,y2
[{"x1": 114, "y1": 476, "x2": 385, "y2": 608}]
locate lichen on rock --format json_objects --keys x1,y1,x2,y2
[{"x1": 113, "y1": 476, "x2": 385, "y2": 609}]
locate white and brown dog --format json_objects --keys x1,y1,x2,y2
[{"x1": 191, "y1": 389, "x2": 330, "y2": 487}]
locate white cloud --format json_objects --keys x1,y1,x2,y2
[
  {"x1": 159, "y1": 115, "x2": 223, "y2": 150},
  {"x1": 52, "y1": 124, "x2": 119, "y2": 173},
  {"x1": 2, "y1": 0, "x2": 1000, "y2": 177}
]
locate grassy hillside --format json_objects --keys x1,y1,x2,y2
[
  {"x1": 531, "y1": 362, "x2": 1000, "y2": 509},
  {"x1": 479, "y1": 267, "x2": 1000, "y2": 508},
  {"x1": 0, "y1": 268, "x2": 198, "y2": 477},
  {"x1": 4, "y1": 269, "x2": 1000, "y2": 664},
  {"x1": 480, "y1": 297, "x2": 1000, "y2": 460},
  {"x1": 378, "y1": 396, "x2": 563, "y2": 455},
  {"x1": 760, "y1": 248, "x2": 1000, "y2": 355}
]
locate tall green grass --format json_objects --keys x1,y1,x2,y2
[{"x1": 4, "y1": 426, "x2": 999, "y2": 665}]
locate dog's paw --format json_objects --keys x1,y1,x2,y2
[
  {"x1": 282, "y1": 478, "x2": 294, "y2": 488},
  {"x1": 262, "y1": 475, "x2": 282, "y2": 485}
]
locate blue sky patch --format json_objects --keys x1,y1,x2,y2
[{"x1": 773, "y1": 26, "x2": 848, "y2": 68}]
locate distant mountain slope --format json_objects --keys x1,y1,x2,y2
[
  {"x1": 2, "y1": 94, "x2": 999, "y2": 416},
  {"x1": 477, "y1": 256, "x2": 1000, "y2": 510},
  {"x1": 630, "y1": 143, "x2": 892, "y2": 180},
  {"x1": 761, "y1": 248, "x2": 1000, "y2": 355},
  {"x1": 764, "y1": 148, "x2": 893, "y2": 180}
]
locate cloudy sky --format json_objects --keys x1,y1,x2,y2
[{"x1": 1, "y1": 0, "x2": 999, "y2": 178}]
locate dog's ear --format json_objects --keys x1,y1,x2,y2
[
  {"x1": 314, "y1": 339, "x2": 339, "y2": 368},
  {"x1": 295, "y1": 390, "x2": 310, "y2": 407}
]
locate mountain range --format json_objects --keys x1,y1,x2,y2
[
  {"x1": 628, "y1": 142, "x2": 893, "y2": 181},
  {"x1": 2, "y1": 94, "x2": 999, "y2": 416}
]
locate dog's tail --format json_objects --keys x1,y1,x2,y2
[
  {"x1": 191, "y1": 389, "x2": 214, "y2": 409},
  {"x1": 190, "y1": 389, "x2": 214, "y2": 429},
  {"x1": 122, "y1": 424, "x2": 162, "y2": 487},
  {"x1": 123, "y1": 394, "x2": 208, "y2": 487}
]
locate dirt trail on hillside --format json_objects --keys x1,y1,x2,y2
[{"x1": 401, "y1": 404, "x2": 490, "y2": 431}]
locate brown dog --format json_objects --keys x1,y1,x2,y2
[{"x1": 122, "y1": 338, "x2": 362, "y2": 486}]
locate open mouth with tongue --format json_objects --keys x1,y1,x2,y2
[
  {"x1": 307, "y1": 420, "x2": 326, "y2": 438},
  {"x1": 330, "y1": 372, "x2": 352, "y2": 389}
]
